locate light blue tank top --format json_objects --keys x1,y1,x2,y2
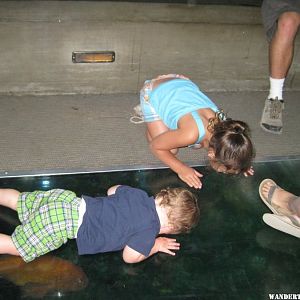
[{"x1": 150, "y1": 79, "x2": 219, "y2": 144}]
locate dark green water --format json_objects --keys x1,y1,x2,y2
[{"x1": 0, "y1": 160, "x2": 299, "y2": 299}]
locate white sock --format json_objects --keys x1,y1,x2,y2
[{"x1": 268, "y1": 77, "x2": 285, "y2": 100}]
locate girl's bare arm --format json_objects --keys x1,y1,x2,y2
[{"x1": 149, "y1": 129, "x2": 203, "y2": 189}]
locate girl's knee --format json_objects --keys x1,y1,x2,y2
[{"x1": 171, "y1": 148, "x2": 178, "y2": 155}]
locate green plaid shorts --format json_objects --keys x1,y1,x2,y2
[{"x1": 11, "y1": 189, "x2": 81, "y2": 262}]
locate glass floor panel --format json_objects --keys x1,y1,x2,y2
[{"x1": 0, "y1": 159, "x2": 299, "y2": 300}]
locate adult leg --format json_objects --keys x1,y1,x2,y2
[
  {"x1": 269, "y1": 12, "x2": 300, "y2": 81},
  {"x1": 289, "y1": 196, "x2": 300, "y2": 217},
  {"x1": 0, "y1": 189, "x2": 20, "y2": 211},
  {"x1": 0, "y1": 233, "x2": 20, "y2": 256},
  {"x1": 261, "y1": 11, "x2": 300, "y2": 134}
]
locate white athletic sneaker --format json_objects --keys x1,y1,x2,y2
[{"x1": 260, "y1": 97, "x2": 284, "y2": 134}]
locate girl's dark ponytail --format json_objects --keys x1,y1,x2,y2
[{"x1": 209, "y1": 118, "x2": 255, "y2": 173}]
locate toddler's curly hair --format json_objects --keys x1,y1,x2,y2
[{"x1": 155, "y1": 187, "x2": 200, "y2": 234}]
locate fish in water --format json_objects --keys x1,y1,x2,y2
[{"x1": 0, "y1": 255, "x2": 88, "y2": 298}]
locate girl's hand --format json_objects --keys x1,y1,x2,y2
[
  {"x1": 243, "y1": 166, "x2": 254, "y2": 177},
  {"x1": 178, "y1": 166, "x2": 203, "y2": 189},
  {"x1": 155, "y1": 237, "x2": 180, "y2": 256}
]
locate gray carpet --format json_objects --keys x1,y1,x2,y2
[{"x1": 0, "y1": 91, "x2": 299, "y2": 177}]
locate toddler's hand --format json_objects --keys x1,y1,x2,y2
[
  {"x1": 155, "y1": 237, "x2": 180, "y2": 256},
  {"x1": 243, "y1": 166, "x2": 254, "y2": 177},
  {"x1": 178, "y1": 166, "x2": 203, "y2": 189}
]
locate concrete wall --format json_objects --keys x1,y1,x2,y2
[{"x1": 0, "y1": 1, "x2": 299, "y2": 95}]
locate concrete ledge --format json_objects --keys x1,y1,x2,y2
[
  {"x1": 0, "y1": 1, "x2": 299, "y2": 95},
  {"x1": 0, "y1": 2, "x2": 262, "y2": 24}
]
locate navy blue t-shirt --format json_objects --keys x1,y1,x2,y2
[{"x1": 76, "y1": 186, "x2": 160, "y2": 257}]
